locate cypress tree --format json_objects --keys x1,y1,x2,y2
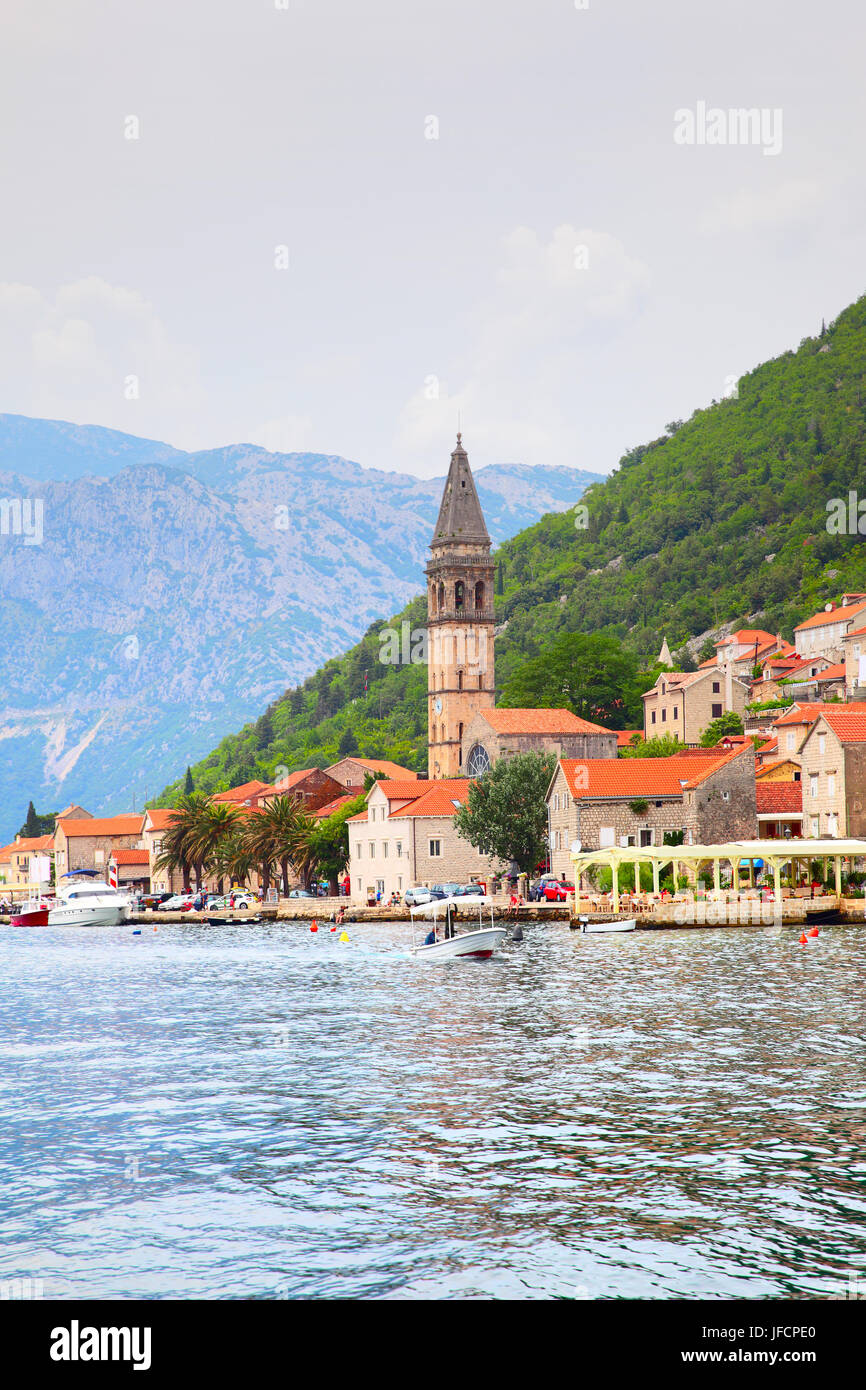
[{"x1": 184, "y1": 766, "x2": 194, "y2": 795}]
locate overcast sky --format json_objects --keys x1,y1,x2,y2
[{"x1": 1, "y1": 0, "x2": 864, "y2": 478}]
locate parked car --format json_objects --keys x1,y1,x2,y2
[
  {"x1": 543, "y1": 880, "x2": 575, "y2": 902},
  {"x1": 157, "y1": 892, "x2": 195, "y2": 911},
  {"x1": 454, "y1": 883, "x2": 486, "y2": 898},
  {"x1": 207, "y1": 893, "x2": 255, "y2": 910},
  {"x1": 429, "y1": 882, "x2": 462, "y2": 900},
  {"x1": 529, "y1": 875, "x2": 557, "y2": 901},
  {"x1": 404, "y1": 886, "x2": 433, "y2": 906},
  {"x1": 136, "y1": 891, "x2": 172, "y2": 910}
]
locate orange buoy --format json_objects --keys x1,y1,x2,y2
[
  {"x1": 330, "y1": 926, "x2": 337, "y2": 933},
  {"x1": 799, "y1": 932, "x2": 808, "y2": 945},
  {"x1": 310, "y1": 923, "x2": 318, "y2": 933},
  {"x1": 808, "y1": 926, "x2": 820, "y2": 938}
]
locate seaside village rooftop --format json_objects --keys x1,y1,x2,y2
[{"x1": 6, "y1": 446, "x2": 866, "y2": 910}]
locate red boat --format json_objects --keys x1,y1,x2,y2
[{"x1": 10, "y1": 900, "x2": 50, "y2": 927}]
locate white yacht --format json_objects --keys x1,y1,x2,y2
[{"x1": 48, "y1": 872, "x2": 131, "y2": 927}]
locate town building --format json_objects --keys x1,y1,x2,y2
[
  {"x1": 460, "y1": 707, "x2": 617, "y2": 776},
  {"x1": 346, "y1": 776, "x2": 503, "y2": 901},
  {"x1": 798, "y1": 708, "x2": 866, "y2": 837},
  {"x1": 842, "y1": 624, "x2": 866, "y2": 699},
  {"x1": 53, "y1": 814, "x2": 144, "y2": 880},
  {"x1": 793, "y1": 596, "x2": 866, "y2": 662},
  {"x1": 426, "y1": 435, "x2": 496, "y2": 778},
  {"x1": 0, "y1": 834, "x2": 54, "y2": 890},
  {"x1": 642, "y1": 668, "x2": 750, "y2": 745},
  {"x1": 257, "y1": 768, "x2": 345, "y2": 813},
  {"x1": 755, "y1": 782, "x2": 803, "y2": 840},
  {"x1": 324, "y1": 757, "x2": 419, "y2": 793},
  {"x1": 545, "y1": 748, "x2": 757, "y2": 879}
]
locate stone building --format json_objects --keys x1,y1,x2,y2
[
  {"x1": 460, "y1": 707, "x2": 616, "y2": 776},
  {"x1": 642, "y1": 668, "x2": 750, "y2": 745},
  {"x1": 324, "y1": 756, "x2": 419, "y2": 793},
  {"x1": 793, "y1": 596, "x2": 866, "y2": 662},
  {"x1": 545, "y1": 748, "x2": 757, "y2": 879},
  {"x1": 426, "y1": 435, "x2": 496, "y2": 778},
  {"x1": 798, "y1": 708, "x2": 866, "y2": 838},
  {"x1": 53, "y1": 814, "x2": 144, "y2": 879}
]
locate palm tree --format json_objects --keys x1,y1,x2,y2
[
  {"x1": 186, "y1": 800, "x2": 241, "y2": 890},
  {"x1": 211, "y1": 831, "x2": 256, "y2": 894},
  {"x1": 153, "y1": 793, "x2": 207, "y2": 892},
  {"x1": 244, "y1": 793, "x2": 317, "y2": 895}
]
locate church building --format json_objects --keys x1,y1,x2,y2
[{"x1": 426, "y1": 436, "x2": 616, "y2": 777}]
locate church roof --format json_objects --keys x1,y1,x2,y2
[{"x1": 431, "y1": 435, "x2": 490, "y2": 548}]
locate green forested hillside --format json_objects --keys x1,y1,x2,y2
[{"x1": 156, "y1": 294, "x2": 866, "y2": 804}]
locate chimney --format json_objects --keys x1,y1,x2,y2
[{"x1": 825, "y1": 602, "x2": 834, "y2": 612}]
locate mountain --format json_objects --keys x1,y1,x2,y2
[
  {"x1": 155, "y1": 292, "x2": 866, "y2": 803},
  {"x1": 0, "y1": 415, "x2": 600, "y2": 840}
]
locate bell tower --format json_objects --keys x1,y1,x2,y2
[{"x1": 426, "y1": 434, "x2": 495, "y2": 778}]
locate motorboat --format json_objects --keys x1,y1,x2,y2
[
  {"x1": 410, "y1": 894, "x2": 506, "y2": 960},
  {"x1": 47, "y1": 871, "x2": 131, "y2": 927},
  {"x1": 570, "y1": 914, "x2": 637, "y2": 934},
  {"x1": 10, "y1": 898, "x2": 51, "y2": 927}
]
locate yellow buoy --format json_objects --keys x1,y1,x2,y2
[{"x1": 338, "y1": 931, "x2": 350, "y2": 943}]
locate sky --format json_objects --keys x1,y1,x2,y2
[{"x1": 1, "y1": 0, "x2": 864, "y2": 478}]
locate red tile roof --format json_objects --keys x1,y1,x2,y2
[
  {"x1": 372, "y1": 779, "x2": 436, "y2": 801},
  {"x1": 715, "y1": 628, "x2": 778, "y2": 649},
  {"x1": 480, "y1": 707, "x2": 611, "y2": 735},
  {"x1": 328, "y1": 757, "x2": 419, "y2": 779},
  {"x1": 388, "y1": 779, "x2": 475, "y2": 818},
  {"x1": 13, "y1": 834, "x2": 54, "y2": 852},
  {"x1": 312, "y1": 795, "x2": 356, "y2": 819},
  {"x1": 110, "y1": 849, "x2": 150, "y2": 864},
  {"x1": 805, "y1": 663, "x2": 846, "y2": 681},
  {"x1": 59, "y1": 815, "x2": 143, "y2": 838},
  {"x1": 772, "y1": 701, "x2": 866, "y2": 728},
  {"x1": 756, "y1": 783, "x2": 803, "y2": 814},
  {"x1": 144, "y1": 809, "x2": 177, "y2": 831},
  {"x1": 560, "y1": 751, "x2": 746, "y2": 800},
  {"x1": 756, "y1": 738, "x2": 778, "y2": 755},
  {"x1": 815, "y1": 709, "x2": 866, "y2": 742},
  {"x1": 615, "y1": 730, "x2": 643, "y2": 748},
  {"x1": 844, "y1": 624, "x2": 866, "y2": 640},
  {"x1": 795, "y1": 600, "x2": 866, "y2": 631},
  {"x1": 212, "y1": 780, "x2": 272, "y2": 803}
]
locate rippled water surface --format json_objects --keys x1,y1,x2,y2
[{"x1": 1, "y1": 920, "x2": 864, "y2": 1299}]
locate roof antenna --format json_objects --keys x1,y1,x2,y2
[{"x1": 457, "y1": 409, "x2": 462, "y2": 446}]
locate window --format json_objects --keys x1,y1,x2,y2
[
  {"x1": 651, "y1": 710, "x2": 656, "y2": 725},
  {"x1": 382, "y1": 843, "x2": 388, "y2": 858},
  {"x1": 818, "y1": 734, "x2": 826, "y2": 756},
  {"x1": 787, "y1": 732, "x2": 795, "y2": 751},
  {"x1": 397, "y1": 876, "x2": 402, "y2": 891},
  {"x1": 396, "y1": 841, "x2": 402, "y2": 857},
  {"x1": 810, "y1": 775, "x2": 818, "y2": 800},
  {"x1": 673, "y1": 706, "x2": 678, "y2": 719},
  {"x1": 712, "y1": 681, "x2": 720, "y2": 693},
  {"x1": 811, "y1": 816, "x2": 820, "y2": 836},
  {"x1": 711, "y1": 703, "x2": 723, "y2": 718},
  {"x1": 827, "y1": 773, "x2": 836, "y2": 798},
  {"x1": 369, "y1": 841, "x2": 376, "y2": 857},
  {"x1": 477, "y1": 674, "x2": 483, "y2": 690},
  {"x1": 356, "y1": 842, "x2": 362, "y2": 859},
  {"x1": 94, "y1": 849, "x2": 104, "y2": 865},
  {"x1": 721, "y1": 790, "x2": 730, "y2": 801},
  {"x1": 599, "y1": 827, "x2": 615, "y2": 848},
  {"x1": 474, "y1": 581, "x2": 485, "y2": 609},
  {"x1": 639, "y1": 828, "x2": 653, "y2": 847},
  {"x1": 429, "y1": 839, "x2": 441, "y2": 857},
  {"x1": 457, "y1": 670, "x2": 463, "y2": 692},
  {"x1": 466, "y1": 744, "x2": 490, "y2": 776},
  {"x1": 662, "y1": 708, "x2": 667, "y2": 722},
  {"x1": 455, "y1": 581, "x2": 464, "y2": 610}
]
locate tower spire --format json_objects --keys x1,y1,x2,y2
[{"x1": 431, "y1": 433, "x2": 490, "y2": 548}]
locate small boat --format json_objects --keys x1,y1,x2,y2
[
  {"x1": 410, "y1": 895, "x2": 506, "y2": 961},
  {"x1": 47, "y1": 871, "x2": 131, "y2": 927},
  {"x1": 802, "y1": 905, "x2": 843, "y2": 924},
  {"x1": 10, "y1": 899, "x2": 50, "y2": 927},
  {"x1": 571, "y1": 915, "x2": 637, "y2": 934}
]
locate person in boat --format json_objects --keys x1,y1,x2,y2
[{"x1": 423, "y1": 926, "x2": 437, "y2": 946}]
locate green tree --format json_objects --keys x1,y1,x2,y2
[
  {"x1": 454, "y1": 752, "x2": 556, "y2": 875},
  {"x1": 307, "y1": 792, "x2": 366, "y2": 895},
  {"x1": 184, "y1": 766, "x2": 194, "y2": 795},
  {"x1": 498, "y1": 631, "x2": 644, "y2": 728},
  {"x1": 700, "y1": 711, "x2": 745, "y2": 745},
  {"x1": 621, "y1": 734, "x2": 682, "y2": 758},
  {"x1": 338, "y1": 727, "x2": 359, "y2": 757}
]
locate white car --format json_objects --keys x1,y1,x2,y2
[
  {"x1": 404, "y1": 886, "x2": 433, "y2": 906},
  {"x1": 157, "y1": 892, "x2": 195, "y2": 911},
  {"x1": 207, "y1": 893, "x2": 255, "y2": 911}
]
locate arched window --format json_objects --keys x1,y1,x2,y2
[
  {"x1": 477, "y1": 673, "x2": 483, "y2": 690},
  {"x1": 455, "y1": 581, "x2": 464, "y2": 610},
  {"x1": 430, "y1": 584, "x2": 437, "y2": 615},
  {"x1": 474, "y1": 580, "x2": 485, "y2": 610},
  {"x1": 466, "y1": 744, "x2": 491, "y2": 776},
  {"x1": 438, "y1": 581, "x2": 444, "y2": 612}
]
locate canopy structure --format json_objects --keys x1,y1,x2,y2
[{"x1": 570, "y1": 838, "x2": 866, "y2": 912}]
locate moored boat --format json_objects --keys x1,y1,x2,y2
[
  {"x1": 571, "y1": 915, "x2": 637, "y2": 934},
  {"x1": 48, "y1": 871, "x2": 131, "y2": 927},
  {"x1": 10, "y1": 899, "x2": 50, "y2": 927}
]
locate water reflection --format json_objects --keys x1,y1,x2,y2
[{"x1": 0, "y1": 920, "x2": 864, "y2": 1299}]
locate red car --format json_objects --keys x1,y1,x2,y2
[{"x1": 543, "y1": 881, "x2": 575, "y2": 902}]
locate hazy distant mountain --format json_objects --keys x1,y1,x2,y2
[{"x1": 0, "y1": 415, "x2": 600, "y2": 838}]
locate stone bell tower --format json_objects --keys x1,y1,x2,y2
[{"x1": 426, "y1": 434, "x2": 495, "y2": 778}]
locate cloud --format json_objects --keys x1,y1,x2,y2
[
  {"x1": 701, "y1": 179, "x2": 821, "y2": 234},
  {"x1": 0, "y1": 277, "x2": 203, "y2": 435},
  {"x1": 394, "y1": 225, "x2": 650, "y2": 472}
]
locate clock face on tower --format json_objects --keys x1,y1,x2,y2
[{"x1": 433, "y1": 697, "x2": 443, "y2": 715}]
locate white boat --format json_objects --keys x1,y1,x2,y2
[
  {"x1": 410, "y1": 894, "x2": 506, "y2": 960},
  {"x1": 48, "y1": 872, "x2": 131, "y2": 927},
  {"x1": 572, "y1": 915, "x2": 637, "y2": 934}
]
